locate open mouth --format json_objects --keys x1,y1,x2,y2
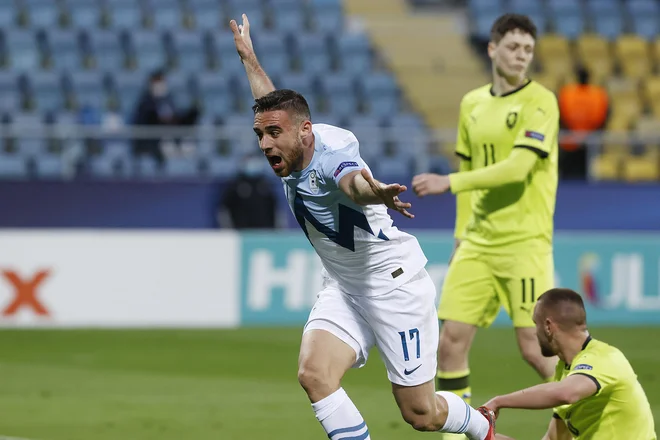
[{"x1": 267, "y1": 155, "x2": 282, "y2": 168}]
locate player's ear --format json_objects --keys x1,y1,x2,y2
[
  {"x1": 487, "y1": 41, "x2": 497, "y2": 59},
  {"x1": 299, "y1": 119, "x2": 313, "y2": 137}
]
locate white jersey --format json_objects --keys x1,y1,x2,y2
[{"x1": 282, "y1": 124, "x2": 427, "y2": 296}]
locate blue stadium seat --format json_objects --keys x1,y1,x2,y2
[
  {"x1": 112, "y1": 71, "x2": 146, "y2": 119},
  {"x1": 23, "y1": 0, "x2": 60, "y2": 28},
  {"x1": 627, "y1": 0, "x2": 660, "y2": 16},
  {"x1": 585, "y1": 0, "x2": 621, "y2": 17},
  {"x1": 385, "y1": 112, "x2": 424, "y2": 130},
  {"x1": 0, "y1": 153, "x2": 28, "y2": 179},
  {"x1": 228, "y1": 6, "x2": 266, "y2": 30},
  {"x1": 164, "y1": 156, "x2": 200, "y2": 178},
  {"x1": 169, "y1": 31, "x2": 207, "y2": 73},
  {"x1": 205, "y1": 155, "x2": 238, "y2": 178},
  {"x1": 196, "y1": 73, "x2": 232, "y2": 117},
  {"x1": 208, "y1": 31, "x2": 245, "y2": 74},
  {"x1": 34, "y1": 154, "x2": 64, "y2": 178},
  {"x1": 0, "y1": 3, "x2": 17, "y2": 28},
  {"x1": 593, "y1": 15, "x2": 624, "y2": 40},
  {"x1": 129, "y1": 30, "x2": 167, "y2": 72},
  {"x1": 83, "y1": 30, "x2": 124, "y2": 72},
  {"x1": 319, "y1": 74, "x2": 356, "y2": 118},
  {"x1": 378, "y1": 154, "x2": 414, "y2": 181},
  {"x1": 555, "y1": 15, "x2": 585, "y2": 40},
  {"x1": 336, "y1": 34, "x2": 371, "y2": 74},
  {"x1": 631, "y1": 16, "x2": 660, "y2": 40},
  {"x1": 507, "y1": 0, "x2": 546, "y2": 34},
  {"x1": 188, "y1": 0, "x2": 222, "y2": 31},
  {"x1": 88, "y1": 143, "x2": 133, "y2": 178},
  {"x1": 278, "y1": 73, "x2": 315, "y2": 97},
  {"x1": 64, "y1": 0, "x2": 101, "y2": 29},
  {"x1": 5, "y1": 30, "x2": 40, "y2": 72},
  {"x1": 467, "y1": 0, "x2": 503, "y2": 15},
  {"x1": 45, "y1": 30, "x2": 82, "y2": 71},
  {"x1": 69, "y1": 71, "x2": 106, "y2": 109},
  {"x1": 360, "y1": 73, "x2": 400, "y2": 116},
  {"x1": 295, "y1": 33, "x2": 332, "y2": 75},
  {"x1": 253, "y1": 32, "x2": 290, "y2": 76},
  {"x1": 473, "y1": 11, "x2": 501, "y2": 40},
  {"x1": 0, "y1": 72, "x2": 21, "y2": 112},
  {"x1": 167, "y1": 73, "x2": 193, "y2": 110},
  {"x1": 11, "y1": 112, "x2": 46, "y2": 158},
  {"x1": 106, "y1": 0, "x2": 144, "y2": 29},
  {"x1": 271, "y1": 6, "x2": 306, "y2": 31},
  {"x1": 144, "y1": 0, "x2": 182, "y2": 29},
  {"x1": 135, "y1": 155, "x2": 160, "y2": 177},
  {"x1": 309, "y1": 0, "x2": 343, "y2": 33},
  {"x1": 27, "y1": 72, "x2": 65, "y2": 112}
]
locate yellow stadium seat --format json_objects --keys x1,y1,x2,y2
[
  {"x1": 653, "y1": 37, "x2": 660, "y2": 70},
  {"x1": 536, "y1": 34, "x2": 574, "y2": 83},
  {"x1": 621, "y1": 149, "x2": 660, "y2": 181},
  {"x1": 591, "y1": 152, "x2": 621, "y2": 180},
  {"x1": 532, "y1": 71, "x2": 561, "y2": 93},
  {"x1": 576, "y1": 34, "x2": 613, "y2": 85},
  {"x1": 607, "y1": 78, "x2": 642, "y2": 123},
  {"x1": 643, "y1": 76, "x2": 660, "y2": 115},
  {"x1": 615, "y1": 35, "x2": 651, "y2": 80}
]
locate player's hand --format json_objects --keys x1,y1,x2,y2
[
  {"x1": 482, "y1": 398, "x2": 501, "y2": 420},
  {"x1": 412, "y1": 173, "x2": 451, "y2": 197},
  {"x1": 229, "y1": 14, "x2": 255, "y2": 62},
  {"x1": 361, "y1": 169, "x2": 414, "y2": 219}
]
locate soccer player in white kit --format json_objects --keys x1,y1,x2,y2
[{"x1": 230, "y1": 14, "x2": 496, "y2": 440}]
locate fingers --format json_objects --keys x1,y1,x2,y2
[
  {"x1": 393, "y1": 197, "x2": 414, "y2": 219},
  {"x1": 243, "y1": 13, "x2": 250, "y2": 33},
  {"x1": 229, "y1": 19, "x2": 239, "y2": 36}
]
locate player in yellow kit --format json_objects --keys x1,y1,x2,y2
[
  {"x1": 484, "y1": 288, "x2": 656, "y2": 440},
  {"x1": 412, "y1": 13, "x2": 558, "y2": 412}
]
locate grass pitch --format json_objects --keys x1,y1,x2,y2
[{"x1": 0, "y1": 327, "x2": 657, "y2": 439}]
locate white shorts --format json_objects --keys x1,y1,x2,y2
[{"x1": 303, "y1": 269, "x2": 439, "y2": 386}]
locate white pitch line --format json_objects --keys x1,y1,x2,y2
[{"x1": 0, "y1": 436, "x2": 39, "y2": 440}]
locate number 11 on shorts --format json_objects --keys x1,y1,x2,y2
[{"x1": 398, "y1": 328, "x2": 420, "y2": 361}]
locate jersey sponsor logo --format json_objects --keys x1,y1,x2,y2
[
  {"x1": 404, "y1": 364, "x2": 422, "y2": 375},
  {"x1": 573, "y1": 363, "x2": 593, "y2": 371},
  {"x1": 506, "y1": 111, "x2": 518, "y2": 129},
  {"x1": 525, "y1": 130, "x2": 545, "y2": 141},
  {"x1": 333, "y1": 161, "x2": 359, "y2": 177}
]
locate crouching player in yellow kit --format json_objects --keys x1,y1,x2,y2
[
  {"x1": 412, "y1": 13, "x2": 558, "y2": 414},
  {"x1": 484, "y1": 288, "x2": 656, "y2": 440}
]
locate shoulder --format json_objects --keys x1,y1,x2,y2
[
  {"x1": 527, "y1": 81, "x2": 559, "y2": 107},
  {"x1": 313, "y1": 123, "x2": 359, "y2": 152},
  {"x1": 460, "y1": 84, "x2": 492, "y2": 110}
]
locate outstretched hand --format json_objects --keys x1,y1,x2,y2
[
  {"x1": 361, "y1": 169, "x2": 414, "y2": 219},
  {"x1": 229, "y1": 14, "x2": 255, "y2": 62},
  {"x1": 412, "y1": 173, "x2": 451, "y2": 197}
]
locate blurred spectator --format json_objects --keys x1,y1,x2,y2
[
  {"x1": 218, "y1": 154, "x2": 277, "y2": 229},
  {"x1": 558, "y1": 67, "x2": 610, "y2": 179},
  {"x1": 132, "y1": 69, "x2": 199, "y2": 167}
]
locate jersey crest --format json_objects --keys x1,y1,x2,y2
[
  {"x1": 506, "y1": 111, "x2": 518, "y2": 129},
  {"x1": 309, "y1": 170, "x2": 319, "y2": 193}
]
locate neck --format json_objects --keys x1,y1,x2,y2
[
  {"x1": 557, "y1": 331, "x2": 591, "y2": 365},
  {"x1": 491, "y1": 66, "x2": 527, "y2": 96},
  {"x1": 298, "y1": 134, "x2": 316, "y2": 171}
]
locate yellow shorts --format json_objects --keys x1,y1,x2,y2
[{"x1": 438, "y1": 245, "x2": 554, "y2": 328}]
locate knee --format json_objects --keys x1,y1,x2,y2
[
  {"x1": 400, "y1": 402, "x2": 439, "y2": 432},
  {"x1": 438, "y1": 328, "x2": 469, "y2": 366},
  {"x1": 297, "y1": 362, "x2": 335, "y2": 399}
]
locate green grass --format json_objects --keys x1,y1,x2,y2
[{"x1": 0, "y1": 328, "x2": 657, "y2": 440}]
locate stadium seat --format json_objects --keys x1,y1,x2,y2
[
  {"x1": 536, "y1": 34, "x2": 573, "y2": 84},
  {"x1": 167, "y1": 73, "x2": 194, "y2": 110},
  {"x1": 82, "y1": 30, "x2": 124, "y2": 71},
  {"x1": 68, "y1": 71, "x2": 107, "y2": 109},
  {"x1": 5, "y1": 30, "x2": 41, "y2": 72},
  {"x1": 472, "y1": 11, "x2": 502, "y2": 41},
  {"x1": 227, "y1": 6, "x2": 266, "y2": 31},
  {"x1": 144, "y1": 0, "x2": 182, "y2": 30},
  {"x1": 466, "y1": 0, "x2": 503, "y2": 16},
  {"x1": 10, "y1": 112, "x2": 47, "y2": 158},
  {"x1": 195, "y1": 73, "x2": 232, "y2": 118},
  {"x1": 360, "y1": 73, "x2": 400, "y2": 116},
  {"x1": 105, "y1": 0, "x2": 144, "y2": 30},
  {"x1": 615, "y1": 35, "x2": 651, "y2": 80},
  {"x1": 576, "y1": 34, "x2": 613, "y2": 85},
  {"x1": 0, "y1": 3, "x2": 17, "y2": 28},
  {"x1": 548, "y1": 0, "x2": 584, "y2": 39},
  {"x1": 112, "y1": 71, "x2": 146, "y2": 120},
  {"x1": 319, "y1": 74, "x2": 357, "y2": 118},
  {"x1": 208, "y1": 31, "x2": 245, "y2": 74},
  {"x1": 0, "y1": 72, "x2": 21, "y2": 112},
  {"x1": 591, "y1": 151, "x2": 621, "y2": 180},
  {"x1": 45, "y1": 30, "x2": 83, "y2": 71},
  {"x1": 0, "y1": 153, "x2": 28, "y2": 179},
  {"x1": 507, "y1": 0, "x2": 546, "y2": 34},
  {"x1": 271, "y1": 3, "x2": 307, "y2": 31},
  {"x1": 128, "y1": 30, "x2": 167, "y2": 72},
  {"x1": 168, "y1": 31, "x2": 207, "y2": 73},
  {"x1": 88, "y1": 147, "x2": 133, "y2": 178},
  {"x1": 164, "y1": 156, "x2": 200, "y2": 178},
  {"x1": 336, "y1": 33, "x2": 372, "y2": 75},
  {"x1": 22, "y1": 0, "x2": 61, "y2": 28},
  {"x1": 188, "y1": 0, "x2": 222, "y2": 31},
  {"x1": 295, "y1": 33, "x2": 332, "y2": 75},
  {"x1": 63, "y1": 0, "x2": 101, "y2": 29},
  {"x1": 592, "y1": 15, "x2": 625, "y2": 41},
  {"x1": 643, "y1": 76, "x2": 660, "y2": 117},
  {"x1": 278, "y1": 73, "x2": 315, "y2": 98},
  {"x1": 253, "y1": 32, "x2": 290, "y2": 77},
  {"x1": 607, "y1": 78, "x2": 643, "y2": 129},
  {"x1": 630, "y1": 16, "x2": 660, "y2": 41},
  {"x1": 309, "y1": 0, "x2": 343, "y2": 33},
  {"x1": 26, "y1": 72, "x2": 65, "y2": 112}
]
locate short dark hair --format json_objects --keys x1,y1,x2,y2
[
  {"x1": 490, "y1": 14, "x2": 537, "y2": 43},
  {"x1": 252, "y1": 89, "x2": 311, "y2": 122},
  {"x1": 538, "y1": 288, "x2": 587, "y2": 329}
]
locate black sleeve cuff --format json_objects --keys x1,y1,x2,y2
[
  {"x1": 574, "y1": 373, "x2": 601, "y2": 394},
  {"x1": 455, "y1": 152, "x2": 471, "y2": 161},
  {"x1": 552, "y1": 413, "x2": 562, "y2": 420},
  {"x1": 514, "y1": 144, "x2": 549, "y2": 159}
]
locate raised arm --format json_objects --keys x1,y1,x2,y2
[{"x1": 229, "y1": 14, "x2": 275, "y2": 99}]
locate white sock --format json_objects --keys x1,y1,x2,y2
[
  {"x1": 311, "y1": 388, "x2": 370, "y2": 440},
  {"x1": 436, "y1": 391, "x2": 489, "y2": 440}
]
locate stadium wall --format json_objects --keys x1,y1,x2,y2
[
  {"x1": 0, "y1": 180, "x2": 659, "y2": 230},
  {"x1": 0, "y1": 230, "x2": 659, "y2": 328}
]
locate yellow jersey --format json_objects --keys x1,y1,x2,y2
[
  {"x1": 553, "y1": 337, "x2": 656, "y2": 440},
  {"x1": 454, "y1": 80, "x2": 559, "y2": 254}
]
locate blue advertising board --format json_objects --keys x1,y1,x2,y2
[{"x1": 239, "y1": 232, "x2": 660, "y2": 327}]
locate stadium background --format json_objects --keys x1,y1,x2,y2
[{"x1": 0, "y1": 0, "x2": 658, "y2": 439}]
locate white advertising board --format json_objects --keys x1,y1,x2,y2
[{"x1": 0, "y1": 230, "x2": 239, "y2": 328}]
